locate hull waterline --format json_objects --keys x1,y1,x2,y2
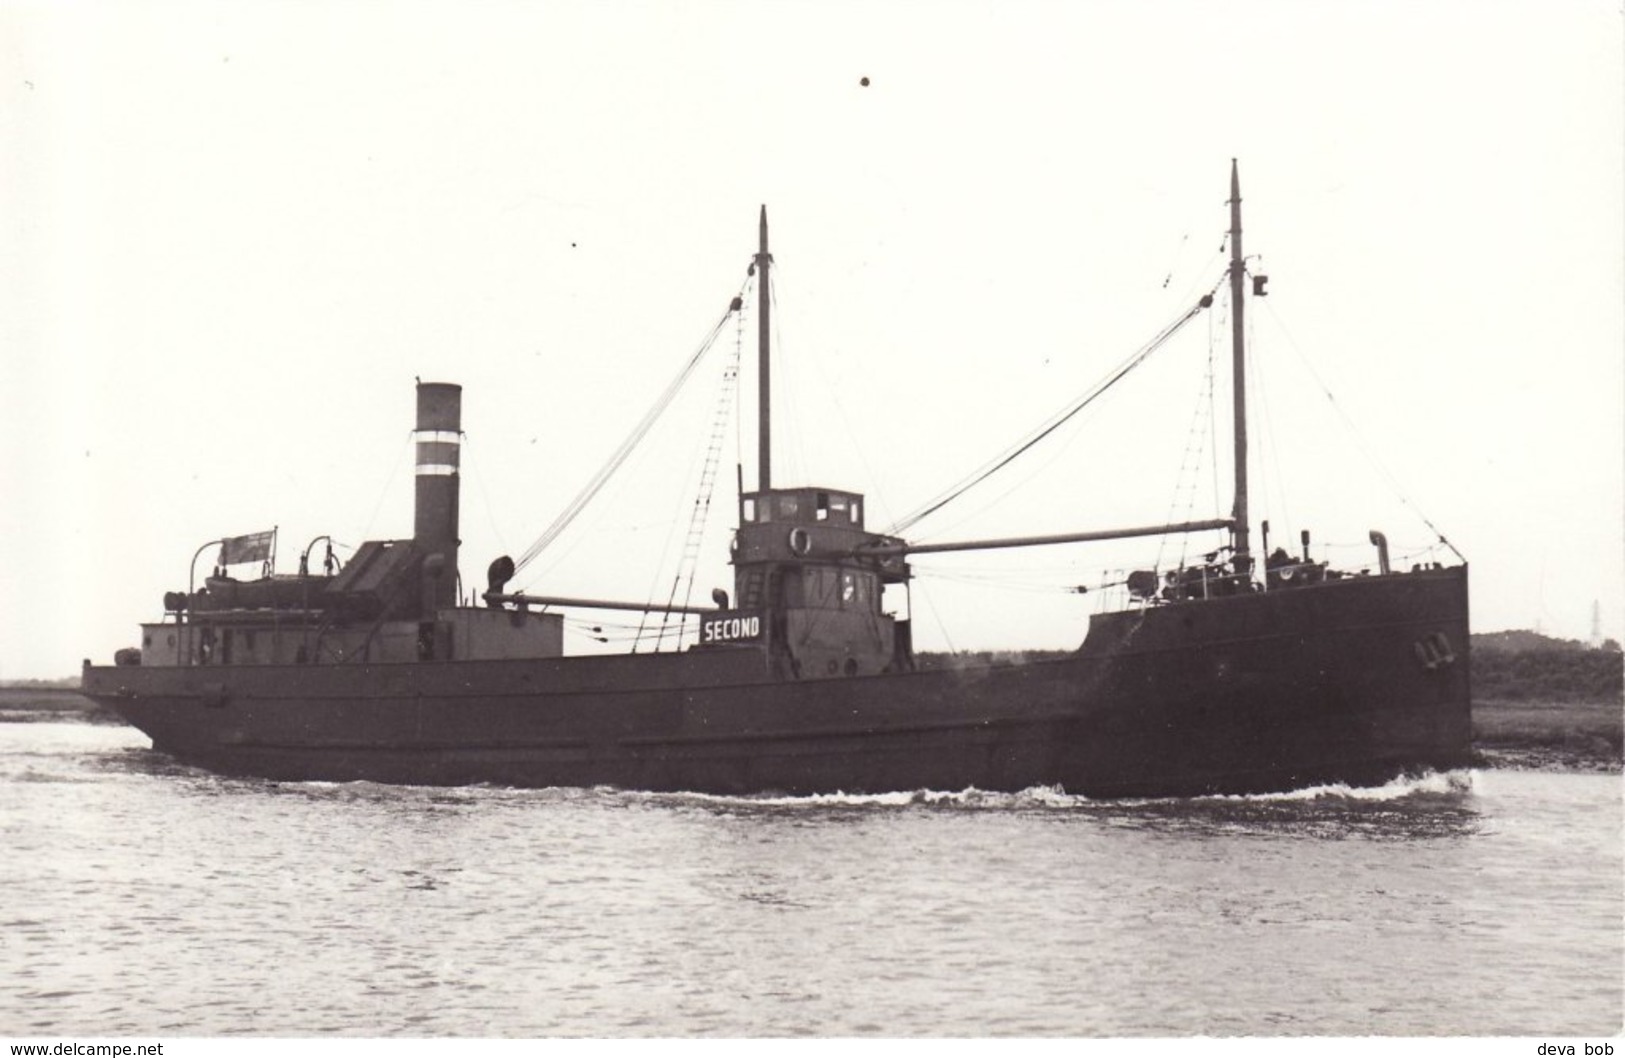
[{"x1": 84, "y1": 567, "x2": 1471, "y2": 797}]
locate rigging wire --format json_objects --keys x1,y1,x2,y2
[
  {"x1": 808, "y1": 344, "x2": 901, "y2": 531},
  {"x1": 734, "y1": 275, "x2": 746, "y2": 507},
  {"x1": 1159, "y1": 232, "x2": 1190, "y2": 290},
  {"x1": 886, "y1": 278, "x2": 1223, "y2": 537},
  {"x1": 1207, "y1": 300, "x2": 1223, "y2": 531},
  {"x1": 630, "y1": 285, "x2": 752, "y2": 650},
  {"x1": 511, "y1": 278, "x2": 751, "y2": 578},
  {"x1": 648, "y1": 292, "x2": 745, "y2": 651},
  {"x1": 1249, "y1": 287, "x2": 1295, "y2": 556},
  {"x1": 788, "y1": 265, "x2": 905, "y2": 532},
  {"x1": 902, "y1": 436, "x2": 1072, "y2": 543},
  {"x1": 911, "y1": 578, "x2": 957, "y2": 655},
  {"x1": 356, "y1": 430, "x2": 413, "y2": 544},
  {"x1": 909, "y1": 565, "x2": 1092, "y2": 595},
  {"x1": 1172, "y1": 245, "x2": 1226, "y2": 309},
  {"x1": 461, "y1": 434, "x2": 511, "y2": 562},
  {"x1": 630, "y1": 423, "x2": 709, "y2": 652},
  {"x1": 1173, "y1": 232, "x2": 1229, "y2": 496},
  {"x1": 1258, "y1": 299, "x2": 1466, "y2": 562},
  {"x1": 769, "y1": 266, "x2": 812, "y2": 488},
  {"x1": 1155, "y1": 293, "x2": 1224, "y2": 574}
]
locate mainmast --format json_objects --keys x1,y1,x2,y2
[
  {"x1": 755, "y1": 206, "x2": 773, "y2": 491},
  {"x1": 1228, "y1": 160, "x2": 1252, "y2": 576}
]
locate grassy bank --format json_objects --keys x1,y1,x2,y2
[
  {"x1": 1469, "y1": 631, "x2": 1621, "y2": 769},
  {"x1": 0, "y1": 685, "x2": 121, "y2": 723},
  {"x1": 1472, "y1": 697, "x2": 1621, "y2": 771}
]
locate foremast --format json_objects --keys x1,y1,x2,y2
[{"x1": 1228, "y1": 160, "x2": 1252, "y2": 578}]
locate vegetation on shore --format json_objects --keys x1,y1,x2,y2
[
  {"x1": 0, "y1": 684, "x2": 119, "y2": 723},
  {"x1": 1471, "y1": 639, "x2": 1622, "y2": 704},
  {"x1": 1467, "y1": 630, "x2": 1621, "y2": 769},
  {"x1": 0, "y1": 676, "x2": 81, "y2": 689},
  {"x1": 1471, "y1": 699, "x2": 1620, "y2": 771}
]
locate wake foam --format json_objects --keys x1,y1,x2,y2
[
  {"x1": 640, "y1": 770, "x2": 1477, "y2": 811},
  {"x1": 1190, "y1": 768, "x2": 1477, "y2": 803}
]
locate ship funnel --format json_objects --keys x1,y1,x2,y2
[{"x1": 414, "y1": 382, "x2": 462, "y2": 611}]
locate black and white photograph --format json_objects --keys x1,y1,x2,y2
[{"x1": 2, "y1": 0, "x2": 1620, "y2": 1049}]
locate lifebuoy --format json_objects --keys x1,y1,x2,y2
[{"x1": 788, "y1": 527, "x2": 812, "y2": 556}]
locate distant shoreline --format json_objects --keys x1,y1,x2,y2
[
  {"x1": 3, "y1": 683, "x2": 1615, "y2": 773},
  {"x1": 1470, "y1": 696, "x2": 1620, "y2": 772},
  {"x1": 0, "y1": 685, "x2": 125, "y2": 724}
]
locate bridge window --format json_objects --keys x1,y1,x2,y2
[
  {"x1": 802, "y1": 567, "x2": 836, "y2": 609},
  {"x1": 840, "y1": 571, "x2": 875, "y2": 609},
  {"x1": 797, "y1": 566, "x2": 877, "y2": 610},
  {"x1": 778, "y1": 495, "x2": 800, "y2": 520},
  {"x1": 743, "y1": 497, "x2": 757, "y2": 523}
]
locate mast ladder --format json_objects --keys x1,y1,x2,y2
[{"x1": 644, "y1": 303, "x2": 745, "y2": 651}]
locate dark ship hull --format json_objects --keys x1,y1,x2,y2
[
  {"x1": 81, "y1": 174, "x2": 1474, "y2": 797},
  {"x1": 83, "y1": 566, "x2": 1469, "y2": 797}
]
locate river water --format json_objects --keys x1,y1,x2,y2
[{"x1": 0, "y1": 716, "x2": 1618, "y2": 1039}]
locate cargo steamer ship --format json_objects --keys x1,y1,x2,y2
[{"x1": 81, "y1": 164, "x2": 1472, "y2": 796}]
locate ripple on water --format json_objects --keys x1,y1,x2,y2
[{"x1": 0, "y1": 722, "x2": 1618, "y2": 1036}]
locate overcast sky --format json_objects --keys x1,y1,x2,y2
[{"x1": 3, "y1": 0, "x2": 1620, "y2": 679}]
